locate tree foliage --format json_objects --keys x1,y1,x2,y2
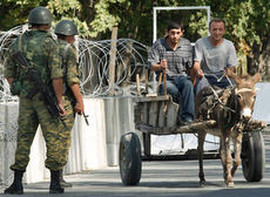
[{"x1": 0, "y1": 0, "x2": 269, "y2": 77}]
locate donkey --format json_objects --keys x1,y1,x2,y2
[{"x1": 195, "y1": 72, "x2": 261, "y2": 187}]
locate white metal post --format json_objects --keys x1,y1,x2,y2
[{"x1": 153, "y1": 6, "x2": 211, "y2": 43}]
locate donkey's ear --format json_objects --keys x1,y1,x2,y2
[{"x1": 251, "y1": 72, "x2": 261, "y2": 84}]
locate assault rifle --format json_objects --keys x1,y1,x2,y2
[
  {"x1": 12, "y1": 51, "x2": 67, "y2": 127},
  {"x1": 82, "y1": 112, "x2": 89, "y2": 126}
]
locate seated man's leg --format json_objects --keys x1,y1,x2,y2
[
  {"x1": 194, "y1": 77, "x2": 211, "y2": 95},
  {"x1": 160, "y1": 80, "x2": 179, "y2": 103},
  {"x1": 174, "y1": 76, "x2": 194, "y2": 123}
]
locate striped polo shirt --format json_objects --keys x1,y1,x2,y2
[{"x1": 148, "y1": 37, "x2": 193, "y2": 78}]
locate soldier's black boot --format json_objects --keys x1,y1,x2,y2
[
  {"x1": 49, "y1": 170, "x2": 64, "y2": 194},
  {"x1": 59, "y1": 169, "x2": 73, "y2": 188},
  {"x1": 4, "y1": 170, "x2": 24, "y2": 194}
]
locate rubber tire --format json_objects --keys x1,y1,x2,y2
[
  {"x1": 119, "y1": 132, "x2": 142, "y2": 186},
  {"x1": 241, "y1": 131, "x2": 265, "y2": 182}
]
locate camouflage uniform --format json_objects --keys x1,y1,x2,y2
[
  {"x1": 58, "y1": 39, "x2": 80, "y2": 99},
  {"x1": 57, "y1": 39, "x2": 81, "y2": 165},
  {"x1": 4, "y1": 29, "x2": 74, "y2": 171}
]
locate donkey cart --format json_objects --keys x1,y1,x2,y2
[{"x1": 119, "y1": 92, "x2": 267, "y2": 186}]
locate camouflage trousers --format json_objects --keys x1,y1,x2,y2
[{"x1": 10, "y1": 96, "x2": 74, "y2": 171}]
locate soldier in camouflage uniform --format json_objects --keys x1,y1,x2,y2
[
  {"x1": 54, "y1": 20, "x2": 84, "y2": 188},
  {"x1": 4, "y1": 6, "x2": 71, "y2": 194}
]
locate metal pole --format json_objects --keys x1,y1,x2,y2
[
  {"x1": 206, "y1": 6, "x2": 211, "y2": 36},
  {"x1": 153, "y1": 7, "x2": 157, "y2": 44},
  {"x1": 152, "y1": 6, "x2": 211, "y2": 42}
]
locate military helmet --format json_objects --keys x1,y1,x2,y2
[
  {"x1": 28, "y1": 6, "x2": 53, "y2": 25},
  {"x1": 54, "y1": 20, "x2": 78, "y2": 36}
]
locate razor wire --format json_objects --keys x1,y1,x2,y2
[
  {"x1": 77, "y1": 37, "x2": 152, "y2": 96},
  {"x1": 0, "y1": 24, "x2": 152, "y2": 101}
]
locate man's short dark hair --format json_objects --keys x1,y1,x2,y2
[
  {"x1": 30, "y1": 24, "x2": 50, "y2": 29},
  {"x1": 209, "y1": 18, "x2": 226, "y2": 29},
  {"x1": 56, "y1": 34, "x2": 66, "y2": 40},
  {"x1": 167, "y1": 21, "x2": 183, "y2": 31}
]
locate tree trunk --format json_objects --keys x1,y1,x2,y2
[
  {"x1": 259, "y1": 36, "x2": 270, "y2": 81},
  {"x1": 247, "y1": 35, "x2": 270, "y2": 81}
]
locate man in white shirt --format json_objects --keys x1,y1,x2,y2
[{"x1": 191, "y1": 18, "x2": 238, "y2": 95}]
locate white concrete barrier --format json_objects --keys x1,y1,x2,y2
[
  {"x1": 0, "y1": 97, "x2": 135, "y2": 185},
  {"x1": 0, "y1": 100, "x2": 19, "y2": 185}
]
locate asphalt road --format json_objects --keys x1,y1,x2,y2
[{"x1": 1, "y1": 131, "x2": 270, "y2": 197}]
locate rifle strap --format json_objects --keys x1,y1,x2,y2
[
  {"x1": 61, "y1": 43, "x2": 71, "y2": 78},
  {"x1": 62, "y1": 43, "x2": 71, "y2": 94},
  {"x1": 15, "y1": 35, "x2": 24, "y2": 78},
  {"x1": 17, "y1": 34, "x2": 30, "y2": 71},
  {"x1": 63, "y1": 43, "x2": 71, "y2": 67},
  {"x1": 19, "y1": 34, "x2": 22, "y2": 52}
]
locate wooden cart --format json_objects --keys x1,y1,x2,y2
[{"x1": 119, "y1": 94, "x2": 266, "y2": 186}]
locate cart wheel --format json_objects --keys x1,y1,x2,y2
[
  {"x1": 241, "y1": 131, "x2": 265, "y2": 182},
  {"x1": 119, "y1": 132, "x2": 142, "y2": 185}
]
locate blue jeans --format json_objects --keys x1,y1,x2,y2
[
  {"x1": 194, "y1": 74, "x2": 234, "y2": 95},
  {"x1": 160, "y1": 76, "x2": 194, "y2": 121}
]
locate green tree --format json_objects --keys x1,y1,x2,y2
[
  {"x1": 0, "y1": 0, "x2": 46, "y2": 30},
  {"x1": 48, "y1": 0, "x2": 92, "y2": 37}
]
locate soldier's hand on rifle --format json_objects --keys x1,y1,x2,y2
[
  {"x1": 74, "y1": 101, "x2": 84, "y2": 115},
  {"x1": 58, "y1": 102, "x2": 66, "y2": 117},
  {"x1": 52, "y1": 78, "x2": 66, "y2": 116},
  {"x1": 70, "y1": 84, "x2": 84, "y2": 115}
]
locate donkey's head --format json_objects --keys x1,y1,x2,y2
[{"x1": 230, "y1": 73, "x2": 261, "y2": 121}]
